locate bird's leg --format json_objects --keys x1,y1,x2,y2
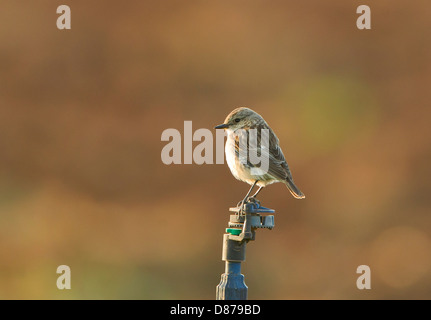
[
  {"x1": 248, "y1": 186, "x2": 264, "y2": 204},
  {"x1": 237, "y1": 180, "x2": 258, "y2": 213}
]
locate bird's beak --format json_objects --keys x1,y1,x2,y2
[{"x1": 214, "y1": 123, "x2": 229, "y2": 129}]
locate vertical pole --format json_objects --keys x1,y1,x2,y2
[{"x1": 216, "y1": 234, "x2": 248, "y2": 300}]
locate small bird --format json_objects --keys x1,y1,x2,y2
[{"x1": 215, "y1": 107, "x2": 305, "y2": 205}]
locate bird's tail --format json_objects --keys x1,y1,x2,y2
[{"x1": 285, "y1": 178, "x2": 305, "y2": 199}]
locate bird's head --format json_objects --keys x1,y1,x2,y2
[{"x1": 214, "y1": 107, "x2": 264, "y2": 131}]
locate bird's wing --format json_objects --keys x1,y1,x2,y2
[
  {"x1": 233, "y1": 123, "x2": 291, "y2": 181},
  {"x1": 263, "y1": 126, "x2": 292, "y2": 181}
]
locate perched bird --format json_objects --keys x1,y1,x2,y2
[{"x1": 215, "y1": 107, "x2": 305, "y2": 205}]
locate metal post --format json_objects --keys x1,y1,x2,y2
[
  {"x1": 216, "y1": 200, "x2": 275, "y2": 300},
  {"x1": 216, "y1": 234, "x2": 248, "y2": 300}
]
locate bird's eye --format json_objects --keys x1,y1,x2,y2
[{"x1": 234, "y1": 118, "x2": 240, "y2": 123}]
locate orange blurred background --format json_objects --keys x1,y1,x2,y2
[{"x1": 0, "y1": 1, "x2": 430, "y2": 299}]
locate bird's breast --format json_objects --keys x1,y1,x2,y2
[
  {"x1": 225, "y1": 130, "x2": 272, "y2": 186},
  {"x1": 225, "y1": 133, "x2": 240, "y2": 179}
]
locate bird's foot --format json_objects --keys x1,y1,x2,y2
[
  {"x1": 247, "y1": 197, "x2": 261, "y2": 206},
  {"x1": 236, "y1": 197, "x2": 260, "y2": 215}
]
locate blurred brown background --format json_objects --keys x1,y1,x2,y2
[{"x1": 0, "y1": 1, "x2": 430, "y2": 299}]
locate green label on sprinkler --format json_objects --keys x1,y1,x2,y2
[{"x1": 226, "y1": 228, "x2": 242, "y2": 236}]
